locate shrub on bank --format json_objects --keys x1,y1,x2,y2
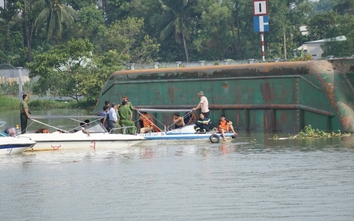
[
  {"x1": 0, "y1": 95, "x2": 94, "y2": 110},
  {"x1": 0, "y1": 95, "x2": 21, "y2": 110}
]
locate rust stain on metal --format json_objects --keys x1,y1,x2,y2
[
  {"x1": 168, "y1": 87, "x2": 175, "y2": 103},
  {"x1": 154, "y1": 88, "x2": 160, "y2": 101},
  {"x1": 338, "y1": 101, "x2": 354, "y2": 131},
  {"x1": 311, "y1": 62, "x2": 339, "y2": 111},
  {"x1": 260, "y1": 80, "x2": 273, "y2": 103},
  {"x1": 111, "y1": 60, "x2": 316, "y2": 79},
  {"x1": 282, "y1": 113, "x2": 287, "y2": 122},
  {"x1": 264, "y1": 113, "x2": 269, "y2": 129},
  {"x1": 222, "y1": 83, "x2": 228, "y2": 88}
]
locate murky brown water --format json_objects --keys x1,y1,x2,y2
[{"x1": 1, "y1": 109, "x2": 354, "y2": 220}]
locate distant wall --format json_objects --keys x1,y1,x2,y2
[{"x1": 0, "y1": 69, "x2": 30, "y2": 84}]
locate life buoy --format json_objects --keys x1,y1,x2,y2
[{"x1": 209, "y1": 134, "x2": 220, "y2": 143}]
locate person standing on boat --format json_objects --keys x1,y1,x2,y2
[
  {"x1": 193, "y1": 91, "x2": 209, "y2": 118},
  {"x1": 218, "y1": 114, "x2": 238, "y2": 141},
  {"x1": 194, "y1": 113, "x2": 210, "y2": 133},
  {"x1": 122, "y1": 95, "x2": 136, "y2": 111},
  {"x1": 173, "y1": 113, "x2": 185, "y2": 129},
  {"x1": 108, "y1": 103, "x2": 119, "y2": 133},
  {"x1": 20, "y1": 94, "x2": 30, "y2": 134},
  {"x1": 118, "y1": 100, "x2": 135, "y2": 134},
  {"x1": 97, "y1": 105, "x2": 110, "y2": 130}
]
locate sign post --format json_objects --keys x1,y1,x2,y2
[{"x1": 253, "y1": 0, "x2": 269, "y2": 62}]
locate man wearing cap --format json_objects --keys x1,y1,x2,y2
[{"x1": 193, "y1": 91, "x2": 209, "y2": 118}]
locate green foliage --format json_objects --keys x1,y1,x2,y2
[
  {"x1": 310, "y1": 0, "x2": 332, "y2": 15},
  {"x1": 194, "y1": 0, "x2": 234, "y2": 60},
  {"x1": 296, "y1": 125, "x2": 343, "y2": 138},
  {"x1": 321, "y1": 14, "x2": 354, "y2": 57},
  {"x1": 273, "y1": 133, "x2": 279, "y2": 140},
  {"x1": 272, "y1": 125, "x2": 348, "y2": 140},
  {"x1": 0, "y1": 81, "x2": 20, "y2": 96},
  {"x1": 293, "y1": 125, "x2": 343, "y2": 139},
  {"x1": 0, "y1": 95, "x2": 20, "y2": 110},
  {"x1": 290, "y1": 54, "x2": 313, "y2": 61},
  {"x1": 33, "y1": 0, "x2": 77, "y2": 40},
  {"x1": 0, "y1": 0, "x2": 353, "y2": 88},
  {"x1": 97, "y1": 17, "x2": 160, "y2": 63},
  {"x1": 150, "y1": 0, "x2": 197, "y2": 62},
  {"x1": 308, "y1": 12, "x2": 337, "y2": 40},
  {"x1": 26, "y1": 38, "x2": 95, "y2": 102},
  {"x1": 72, "y1": 6, "x2": 106, "y2": 48}
]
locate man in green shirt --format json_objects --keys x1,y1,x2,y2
[
  {"x1": 20, "y1": 94, "x2": 30, "y2": 134},
  {"x1": 118, "y1": 100, "x2": 135, "y2": 134},
  {"x1": 122, "y1": 95, "x2": 135, "y2": 111}
]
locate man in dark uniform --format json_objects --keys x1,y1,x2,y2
[
  {"x1": 194, "y1": 113, "x2": 210, "y2": 133},
  {"x1": 20, "y1": 94, "x2": 30, "y2": 134}
]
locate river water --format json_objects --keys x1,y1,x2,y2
[{"x1": 1, "y1": 109, "x2": 354, "y2": 220}]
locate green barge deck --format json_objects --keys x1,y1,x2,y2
[{"x1": 94, "y1": 59, "x2": 354, "y2": 133}]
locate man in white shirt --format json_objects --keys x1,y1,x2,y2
[
  {"x1": 108, "y1": 103, "x2": 118, "y2": 133},
  {"x1": 193, "y1": 91, "x2": 210, "y2": 118}
]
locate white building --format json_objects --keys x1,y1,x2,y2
[{"x1": 294, "y1": 36, "x2": 347, "y2": 60}]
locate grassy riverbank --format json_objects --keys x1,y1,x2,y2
[{"x1": 0, "y1": 95, "x2": 94, "y2": 111}]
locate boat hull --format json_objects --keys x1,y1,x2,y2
[
  {"x1": 136, "y1": 132, "x2": 235, "y2": 146},
  {"x1": 18, "y1": 132, "x2": 145, "y2": 152},
  {"x1": 0, "y1": 137, "x2": 36, "y2": 155}
]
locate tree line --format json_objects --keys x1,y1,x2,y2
[{"x1": 0, "y1": 0, "x2": 353, "y2": 103}]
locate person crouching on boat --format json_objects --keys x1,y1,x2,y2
[
  {"x1": 80, "y1": 121, "x2": 90, "y2": 136},
  {"x1": 118, "y1": 101, "x2": 135, "y2": 134},
  {"x1": 140, "y1": 112, "x2": 154, "y2": 134},
  {"x1": 218, "y1": 114, "x2": 238, "y2": 141},
  {"x1": 173, "y1": 113, "x2": 185, "y2": 129},
  {"x1": 194, "y1": 113, "x2": 210, "y2": 133}
]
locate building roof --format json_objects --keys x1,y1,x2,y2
[{"x1": 306, "y1": 36, "x2": 347, "y2": 44}]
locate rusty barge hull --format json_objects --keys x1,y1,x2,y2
[{"x1": 95, "y1": 59, "x2": 354, "y2": 132}]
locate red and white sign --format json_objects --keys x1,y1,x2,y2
[{"x1": 253, "y1": 0, "x2": 268, "y2": 16}]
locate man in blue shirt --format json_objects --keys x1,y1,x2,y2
[{"x1": 97, "y1": 105, "x2": 110, "y2": 130}]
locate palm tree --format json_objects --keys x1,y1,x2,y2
[
  {"x1": 150, "y1": 0, "x2": 196, "y2": 63},
  {"x1": 34, "y1": 0, "x2": 76, "y2": 41}
]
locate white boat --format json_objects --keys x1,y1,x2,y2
[
  {"x1": 135, "y1": 109, "x2": 237, "y2": 145},
  {"x1": 17, "y1": 115, "x2": 145, "y2": 152},
  {"x1": 0, "y1": 121, "x2": 36, "y2": 155}
]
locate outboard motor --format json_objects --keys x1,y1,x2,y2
[{"x1": 4, "y1": 127, "x2": 17, "y2": 137}]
